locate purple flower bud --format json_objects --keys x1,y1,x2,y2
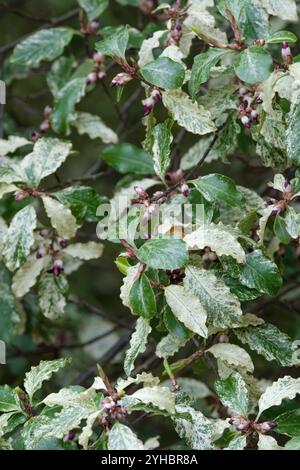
[
  {"x1": 58, "y1": 238, "x2": 67, "y2": 249},
  {"x1": 142, "y1": 97, "x2": 154, "y2": 116},
  {"x1": 175, "y1": 23, "x2": 182, "y2": 32},
  {"x1": 36, "y1": 247, "x2": 46, "y2": 259},
  {"x1": 241, "y1": 115, "x2": 251, "y2": 128},
  {"x1": 97, "y1": 71, "x2": 106, "y2": 80},
  {"x1": 86, "y1": 72, "x2": 97, "y2": 85},
  {"x1": 40, "y1": 119, "x2": 51, "y2": 132},
  {"x1": 39, "y1": 229, "x2": 48, "y2": 238},
  {"x1": 260, "y1": 421, "x2": 276, "y2": 432},
  {"x1": 255, "y1": 93, "x2": 264, "y2": 104},
  {"x1": 251, "y1": 109, "x2": 259, "y2": 120},
  {"x1": 53, "y1": 259, "x2": 64, "y2": 276},
  {"x1": 151, "y1": 89, "x2": 161, "y2": 102},
  {"x1": 111, "y1": 72, "x2": 133, "y2": 87},
  {"x1": 271, "y1": 207, "x2": 281, "y2": 217},
  {"x1": 134, "y1": 186, "x2": 148, "y2": 197},
  {"x1": 93, "y1": 52, "x2": 104, "y2": 63},
  {"x1": 181, "y1": 183, "x2": 189, "y2": 197},
  {"x1": 15, "y1": 190, "x2": 28, "y2": 201},
  {"x1": 284, "y1": 179, "x2": 292, "y2": 192}
]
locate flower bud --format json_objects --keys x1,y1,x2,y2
[
  {"x1": 53, "y1": 259, "x2": 64, "y2": 276},
  {"x1": 86, "y1": 72, "x2": 97, "y2": 85},
  {"x1": 93, "y1": 52, "x2": 104, "y2": 63},
  {"x1": 36, "y1": 247, "x2": 46, "y2": 259},
  {"x1": 58, "y1": 238, "x2": 67, "y2": 249},
  {"x1": 241, "y1": 115, "x2": 251, "y2": 128},
  {"x1": 142, "y1": 96, "x2": 154, "y2": 116},
  {"x1": 111, "y1": 72, "x2": 133, "y2": 87},
  {"x1": 284, "y1": 179, "x2": 292, "y2": 193},
  {"x1": 97, "y1": 70, "x2": 106, "y2": 80},
  {"x1": 151, "y1": 89, "x2": 161, "y2": 102},
  {"x1": 134, "y1": 186, "x2": 148, "y2": 197},
  {"x1": 260, "y1": 421, "x2": 276, "y2": 433},
  {"x1": 251, "y1": 109, "x2": 259, "y2": 120},
  {"x1": 181, "y1": 183, "x2": 189, "y2": 197},
  {"x1": 281, "y1": 42, "x2": 293, "y2": 64},
  {"x1": 40, "y1": 119, "x2": 51, "y2": 132},
  {"x1": 39, "y1": 229, "x2": 48, "y2": 238},
  {"x1": 31, "y1": 131, "x2": 41, "y2": 142},
  {"x1": 87, "y1": 20, "x2": 99, "y2": 35},
  {"x1": 15, "y1": 190, "x2": 28, "y2": 201},
  {"x1": 255, "y1": 93, "x2": 264, "y2": 104},
  {"x1": 43, "y1": 105, "x2": 52, "y2": 118}
]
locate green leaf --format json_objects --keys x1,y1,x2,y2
[
  {"x1": 3, "y1": 205, "x2": 37, "y2": 271},
  {"x1": 140, "y1": 57, "x2": 185, "y2": 90},
  {"x1": 234, "y1": 47, "x2": 273, "y2": 85},
  {"x1": 208, "y1": 343, "x2": 254, "y2": 373},
  {"x1": 162, "y1": 90, "x2": 216, "y2": 135},
  {"x1": 257, "y1": 376, "x2": 300, "y2": 420},
  {"x1": 71, "y1": 112, "x2": 118, "y2": 144},
  {"x1": 129, "y1": 273, "x2": 157, "y2": 319},
  {"x1": 124, "y1": 317, "x2": 151, "y2": 376},
  {"x1": 165, "y1": 284, "x2": 208, "y2": 338},
  {"x1": 54, "y1": 186, "x2": 107, "y2": 223},
  {"x1": 184, "y1": 266, "x2": 242, "y2": 329},
  {"x1": 287, "y1": 96, "x2": 300, "y2": 165},
  {"x1": 275, "y1": 409, "x2": 300, "y2": 437},
  {"x1": 38, "y1": 273, "x2": 69, "y2": 319},
  {"x1": 0, "y1": 385, "x2": 21, "y2": 413},
  {"x1": 152, "y1": 120, "x2": 173, "y2": 180},
  {"x1": 21, "y1": 137, "x2": 72, "y2": 187},
  {"x1": 47, "y1": 56, "x2": 75, "y2": 97},
  {"x1": 95, "y1": 26, "x2": 129, "y2": 58},
  {"x1": 51, "y1": 78, "x2": 86, "y2": 135},
  {"x1": 192, "y1": 173, "x2": 244, "y2": 207},
  {"x1": 189, "y1": 49, "x2": 232, "y2": 100},
  {"x1": 235, "y1": 323, "x2": 299, "y2": 367},
  {"x1": 137, "y1": 238, "x2": 188, "y2": 270},
  {"x1": 11, "y1": 28, "x2": 75, "y2": 68},
  {"x1": 238, "y1": 250, "x2": 282, "y2": 296},
  {"x1": 218, "y1": 0, "x2": 269, "y2": 43},
  {"x1": 215, "y1": 373, "x2": 249, "y2": 417},
  {"x1": 101, "y1": 143, "x2": 154, "y2": 174},
  {"x1": 184, "y1": 222, "x2": 245, "y2": 264},
  {"x1": 24, "y1": 358, "x2": 71, "y2": 401},
  {"x1": 42, "y1": 196, "x2": 77, "y2": 239},
  {"x1": 108, "y1": 423, "x2": 144, "y2": 450},
  {"x1": 266, "y1": 30, "x2": 298, "y2": 44},
  {"x1": 0, "y1": 136, "x2": 31, "y2": 156},
  {"x1": 274, "y1": 216, "x2": 291, "y2": 244},
  {"x1": 78, "y1": 0, "x2": 109, "y2": 21}
]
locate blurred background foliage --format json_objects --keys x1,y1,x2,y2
[{"x1": 1, "y1": 0, "x2": 300, "y2": 447}]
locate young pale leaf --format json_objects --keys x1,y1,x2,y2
[
  {"x1": 152, "y1": 120, "x2": 173, "y2": 180},
  {"x1": 129, "y1": 274, "x2": 157, "y2": 319},
  {"x1": 165, "y1": 284, "x2": 208, "y2": 338},
  {"x1": 21, "y1": 137, "x2": 72, "y2": 187},
  {"x1": 192, "y1": 174, "x2": 244, "y2": 207},
  {"x1": 215, "y1": 373, "x2": 249, "y2": 417},
  {"x1": 24, "y1": 357, "x2": 71, "y2": 401},
  {"x1": 235, "y1": 323, "x2": 299, "y2": 367},
  {"x1": 266, "y1": 30, "x2": 298, "y2": 44},
  {"x1": 78, "y1": 0, "x2": 109, "y2": 21},
  {"x1": 184, "y1": 266, "x2": 242, "y2": 329},
  {"x1": 101, "y1": 143, "x2": 154, "y2": 174},
  {"x1": 54, "y1": 186, "x2": 107, "y2": 223},
  {"x1": 207, "y1": 344, "x2": 254, "y2": 373},
  {"x1": 11, "y1": 28, "x2": 74, "y2": 68},
  {"x1": 275, "y1": 409, "x2": 300, "y2": 437},
  {"x1": 140, "y1": 57, "x2": 185, "y2": 89},
  {"x1": 287, "y1": 96, "x2": 300, "y2": 165},
  {"x1": 137, "y1": 238, "x2": 188, "y2": 270},
  {"x1": 130, "y1": 386, "x2": 175, "y2": 415},
  {"x1": 51, "y1": 78, "x2": 86, "y2": 135},
  {"x1": 12, "y1": 255, "x2": 48, "y2": 298},
  {"x1": 3, "y1": 205, "x2": 37, "y2": 271},
  {"x1": 0, "y1": 385, "x2": 21, "y2": 413},
  {"x1": 108, "y1": 422, "x2": 144, "y2": 450},
  {"x1": 42, "y1": 196, "x2": 77, "y2": 239},
  {"x1": 257, "y1": 376, "x2": 300, "y2": 419},
  {"x1": 189, "y1": 49, "x2": 232, "y2": 100},
  {"x1": 63, "y1": 242, "x2": 104, "y2": 260},
  {"x1": 234, "y1": 47, "x2": 273, "y2": 85},
  {"x1": 162, "y1": 90, "x2": 216, "y2": 135},
  {"x1": 71, "y1": 112, "x2": 118, "y2": 143},
  {"x1": 184, "y1": 222, "x2": 245, "y2": 263},
  {"x1": 38, "y1": 273, "x2": 69, "y2": 319},
  {"x1": 0, "y1": 136, "x2": 31, "y2": 156},
  {"x1": 95, "y1": 26, "x2": 129, "y2": 58},
  {"x1": 238, "y1": 250, "x2": 282, "y2": 296},
  {"x1": 124, "y1": 317, "x2": 151, "y2": 376}
]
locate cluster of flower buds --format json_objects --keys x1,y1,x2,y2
[
  {"x1": 86, "y1": 52, "x2": 106, "y2": 85},
  {"x1": 165, "y1": 169, "x2": 190, "y2": 197},
  {"x1": 166, "y1": 23, "x2": 182, "y2": 46},
  {"x1": 229, "y1": 416, "x2": 250, "y2": 433},
  {"x1": 252, "y1": 39, "x2": 265, "y2": 46},
  {"x1": 142, "y1": 88, "x2": 161, "y2": 116},
  {"x1": 79, "y1": 10, "x2": 99, "y2": 36},
  {"x1": 99, "y1": 396, "x2": 127, "y2": 430},
  {"x1": 111, "y1": 72, "x2": 133, "y2": 87},
  {"x1": 252, "y1": 420, "x2": 276, "y2": 434},
  {"x1": 166, "y1": 268, "x2": 186, "y2": 284},
  {"x1": 238, "y1": 87, "x2": 263, "y2": 129},
  {"x1": 39, "y1": 105, "x2": 52, "y2": 133},
  {"x1": 36, "y1": 230, "x2": 67, "y2": 275},
  {"x1": 132, "y1": 186, "x2": 158, "y2": 225},
  {"x1": 281, "y1": 42, "x2": 293, "y2": 65},
  {"x1": 267, "y1": 178, "x2": 293, "y2": 216}
]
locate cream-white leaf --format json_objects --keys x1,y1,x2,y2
[
  {"x1": 42, "y1": 196, "x2": 77, "y2": 239},
  {"x1": 108, "y1": 422, "x2": 145, "y2": 450},
  {"x1": 63, "y1": 242, "x2": 104, "y2": 260},
  {"x1": 207, "y1": 343, "x2": 254, "y2": 373},
  {"x1": 71, "y1": 112, "x2": 118, "y2": 144},
  {"x1": 12, "y1": 255, "x2": 49, "y2": 298},
  {"x1": 257, "y1": 376, "x2": 300, "y2": 419}
]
